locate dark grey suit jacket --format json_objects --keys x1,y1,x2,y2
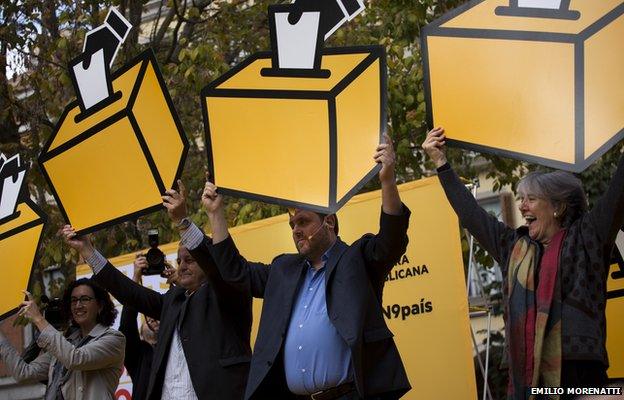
[
  {"x1": 93, "y1": 239, "x2": 252, "y2": 400},
  {"x1": 209, "y1": 206, "x2": 412, "y2": 399}
]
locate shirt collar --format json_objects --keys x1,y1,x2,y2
[
  {"x1": 185, "y1": 281, "x2": 207, "y2": 297},
  {"x1": 70, "y1": 323, "x2": 107, "y2": 340},
  {"x1": 305, "y1": 239, "x2": 338, "y2": 270}
]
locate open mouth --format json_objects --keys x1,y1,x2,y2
[
  {"x1": 73, "y1": 311, "x2": 87, "y2": 318},
  {"x1": 524, "y1": 216, "x2": 536, "y2": 226}
]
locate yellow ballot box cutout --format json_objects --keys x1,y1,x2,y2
[
  {"x1": 0, "y1": 199, "x2": 46, "y2": 321},
  {"x1": 202, "y1": 46, "x2": 386, "y2": 213},
  {"x1": 421, "y1": 0, "x2": 624, "y2": 172},
  {"x1": 39, "y1": 49, "x2": 189, "y2": 235}
]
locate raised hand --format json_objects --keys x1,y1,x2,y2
[
  {"x1": 202, "y1": 174, "x2": 223, "y2": 214},
  {"x1": 374, "y1": 133, "x2": 396, "y2": 185},
  {"x1": 422, "y1": 127, "x2": 448, "y2": 168},
  {"x1": 203, "y1": 172, "x2": 228, "y2": 243},
  {"x1": 162, "y1": 261, "x2": 179, "y2": 286},
  {"x1": 133, "y1": 254, "x2": 148, "y2": 283},
  {"x1": 19, "y1": 291, "x2": 46, "y2": 329},
  {"x1": 162, "y1": 179, "x2": 187, "y2": 224},
  {"x1": 60, "y1": 225, "x2": 95, "y2": 259}
]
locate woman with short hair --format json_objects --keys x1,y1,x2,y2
[
  {"x1": 0, "y1": 278, "x2": 125, "y2": 400},
  {"x1": 423, "y1": 127, "x2": 621, "y2": 397}
]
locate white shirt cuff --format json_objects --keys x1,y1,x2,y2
[
  {"x1": 180, "y1": 222, "x2": 204, "y2": 250},
  {"x1": 85, "y1": 250, "x2": 108, "y2": 274}
]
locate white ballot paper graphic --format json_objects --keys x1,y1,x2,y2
[
  {"x1": 69, "y1": 7, "x2": 132, "y2": 113},
  {"x1": 0, "y1": 154, "x2": 26, "y2": 220}
]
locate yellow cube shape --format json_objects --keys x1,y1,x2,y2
[
  {"x1": 39, "y1": 50, "x2": 188, "y2": 234},
  {"x1": 422, "y1": 0, "x2": 624, "y2": 172},
  {"x1": 202, "y1": 46, "x2": 385, "y2": 213},
  {"x1": 0, "y1": 201, "x2": 46, "y2": 320}
]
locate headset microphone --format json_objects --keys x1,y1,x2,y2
[{"x1": 307, "y1": 220, "x2": 327, "y2": 240}]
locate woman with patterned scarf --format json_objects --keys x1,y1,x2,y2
[{"x1": 423, "y1": 127, "x2": 621, "y2": 399}]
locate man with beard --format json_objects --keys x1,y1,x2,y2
[{"x1": 193, "y1": 135, "x2": 411, "y2": 399}]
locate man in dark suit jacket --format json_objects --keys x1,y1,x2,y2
[
  {"x1": 61, "y1": 181, "x2": 252, "y2": 400},
  {"x1": 201, "y1": 134, "x2": 411, "y2": 399}
]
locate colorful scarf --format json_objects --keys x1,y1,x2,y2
[{"x1": 506, "y1": 230, "x2": 565, "y2": 399}]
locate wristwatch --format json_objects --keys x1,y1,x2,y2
[{"x1": 177, "y1": 217, "x2": 191, "y2": 230}]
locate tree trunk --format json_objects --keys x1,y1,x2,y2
[{"x1": 122, "y1": 0, "x2": 145, "y2": 61}]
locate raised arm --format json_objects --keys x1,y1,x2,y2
[
  {"x1": 0, "y1": 331, "x2": 50, "y2": 382},
  {"x1": 61, "y1": 226, "x2": 163, "y2": 320},
  {"x1": 588, "y1": 151, "x2": 624, "y2": 245},
  {"x1": 377, "y1": 133, "x2": 403, "y2": 216},
  {"x1": 162, "y1": 177, "x2": 267, "y2": 296},
  {"x1": 363, "y1": 133, "x2": 411, "y2": 281},
  {"x1": 200, "y1": 180, "x2": 270, "y2": 298},
  {"x1": 36, "y1": 325, "x2": 125, "y2": 371},
  {"x1": 422, "y1": 127, "x2": 517, "y2": 266},
  {"x1": 162, "y1": 179, "x2": 235, "y2": 290}
]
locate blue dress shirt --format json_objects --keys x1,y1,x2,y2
[{"x1": 283, "y1": 247, "x2": 353, "y2": 394}]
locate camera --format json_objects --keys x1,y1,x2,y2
[
  {"x1": 144, "y1": 228, "x2": 166, "y2": 276},
  {"x1": 41, "y1": 295, "x2": 65, "y2": 330}
]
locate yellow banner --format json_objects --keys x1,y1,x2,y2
[{"x1": 78, "y1": 177, "x2": 477, "y2": 399}]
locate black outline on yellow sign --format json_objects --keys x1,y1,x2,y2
[
  {"x1": 0, "y1": 198, "x2": 47, "y2": 321},
  {"x1": 38, "y1": 49, "x2": 189, "y2": 235},
  {"x1": 607, "y1": 261, "x2": 624, "y2": 301},
  {"x1": 421, "y1": 0, "x2": 624, "y2": 172},
  {"x1": 495, "y1": 0, "x2": 580, "y2": 20},
  {"x1": 606, "y1": 261, "x2": 624, "y2": 381},
  {"x1": 201, "y1": 45, "x2": 386, "y2": 214}
]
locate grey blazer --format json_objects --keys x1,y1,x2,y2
[{"x1": 0, "y1": 324, "x2": 125, "y2": 400}]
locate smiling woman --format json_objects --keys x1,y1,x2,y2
[
  {"x1": 517, "y1": 170, "x2": 588, "y2": 245},
  {"x1": 0, "y1": 279, "x2": 125, "y2": 400},
  {"x1": 423, "y1": 127, "x2": 624, "y2": 399}
]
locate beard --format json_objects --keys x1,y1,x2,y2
[{"x1": 297, "y1": 229, "x2": 332, "y2": 260}]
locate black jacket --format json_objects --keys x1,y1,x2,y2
[
  {"x1": 93, "y1": 239, "x2": 252, "y2": 400},
  {"x1": 209, "y1": 206, "x2": 412, "y2": 399},
  {"x1": 118, "y1": 305, "x2": 153, "y2": 400}
]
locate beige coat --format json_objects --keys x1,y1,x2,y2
[{"x1": 0, "y1": 324, "x2": 125, "y2": 400}]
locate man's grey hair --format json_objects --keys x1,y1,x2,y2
[{"x1": 517, "y1": 170, "x2": 588, "y2": 228}]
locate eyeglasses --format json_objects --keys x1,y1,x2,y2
[{"x1": 70, "y1": 296, "x2": 94, "y2": 305}]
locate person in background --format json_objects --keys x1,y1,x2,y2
[
  {"x1": 423, "y1": 127, "x2": 622, "y2": 398},
  {"x1": 0, "y1": 279, "x2": 125, "y2": 400},
  {"x1": 118, "y1": 255, "x2": 177, "y2": 400}
]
